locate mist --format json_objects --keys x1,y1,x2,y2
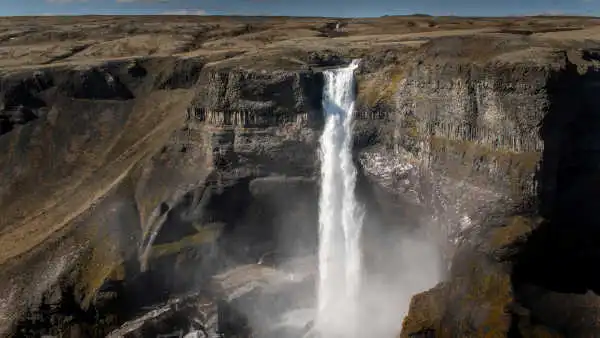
[
  {"x1": 358, "y1": 224, "x2": 443, "y2": 337},
  {"x1": 215, "y1": 62, "x2": 443, "y2": 338},
  {"x1": 215, "y1": 178, "x2": 444, "y2": 338}
]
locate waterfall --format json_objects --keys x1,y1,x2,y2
[{"x1": 316, "y1": 59, "x2": 364, "y2": 338}]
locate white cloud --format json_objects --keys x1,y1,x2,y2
[
  {"x1": 116, "y1": 0, "x2": 170, "y2": 2},
  {"x1": 160, "y1": 9, "x2": 208, "y2": 15},
  {"x1": 531, "y1": 11, "x2": 567, "y2": 16},
  {"x1": 45, "y1": 0, "x2": 87, "y2": 3}
]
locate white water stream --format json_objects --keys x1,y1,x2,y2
[{"x1": 316, "y1": 59, "x2": 364, "y2": 338}]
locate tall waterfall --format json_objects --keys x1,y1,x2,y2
[{"x1": 316, "y1": 59, "x2": 364, "y2": 337}]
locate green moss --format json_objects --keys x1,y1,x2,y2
[
  {"x1": 489, "y1": 216, "x2": 540, "y2": 251},
  {"x1": 148, "y1": 223, "x2": 223, "y2": 259},
  {"x1": 459, "y1": 263, "x2": 513, "y2": 337},
  {"x1": 401, "y1": 286, "x2": 446, "y2": 337},
  {"x1": 76, "y1": 242, "x2": 124, "y2": 309},
  {"x1": 358, "y1": 65, "x2": 406, "y2": 107},
  {"x1": 75, "y1": 219, "x2": 222, "y2": 310},
  {"x1": 402, "y1": 258, "x2": 514, "y2": 337},
  {"x1": 70, "y1": 217, "x2": 133, "y2": 309},
  {"x1": 107, "y1": 264, "x2": 126, "y2": 281},
  {"x1": 429, "y1": 136, "x2": 541, "y2": 197},
  {"x1": 520, "y1": 324, "x2": 565, "y2": 338}
]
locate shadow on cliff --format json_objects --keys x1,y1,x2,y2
[
  {"x1": 511, "y1": 58, "x2": 600, "y2": 334},
  {"x1": 513, "y1": 61, "x2": 600, "y2": 293}
]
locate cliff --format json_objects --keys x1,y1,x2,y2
[
  {"x1": 373, "y1": 39, "x2": 600, "y2": 337},
  {"x1": 2, "y1": 14, "x2": 600, "y2": 337}
]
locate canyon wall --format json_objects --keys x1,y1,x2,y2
[
  {"x1": 1, "y1": 33, "x2": 600, "y2": 337},
  {"x1": 357, "y1": 38, "x2": 600, "y2": 337}
]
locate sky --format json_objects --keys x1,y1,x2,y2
[{"x1": 0, "y1": 0, "x2": 599, "y2": 18}]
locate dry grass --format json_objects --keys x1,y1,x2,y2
[
  {"x1": 69, "y1": 34, "x2": 192, "y2": 60},
  {"x1": 148, "y1": 224, "x2": 224, "y2": 259},
  {"x1": 0, "y1": 15, "x2": 599, "y2": 69},
  {"x1": 0, "y1": 90, "x2": 195, "y2": 265}
]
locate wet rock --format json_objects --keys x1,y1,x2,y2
[
  {"x1": 106, "y1": 292, "x2": 218, "y2": 338},
  {"x1": 212, "y1": 258, "x2": 316, "y2": 337}
]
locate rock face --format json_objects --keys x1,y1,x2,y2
[
  {"x1": 106, "y1": 291, "x2": 219, "y2": 338},
  {"x1": 368, "y1": 38, "x2": 600, "y2": 337},
  {"x1": 211, "y1": 258, "x2": 316, "y2": 338},
  {"x1": 3, "y1": 15, "x2": 600, "y2": 338}
]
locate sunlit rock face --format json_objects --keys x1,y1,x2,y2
[{"x1": 357, "y1": 45, "x2": 547, "y2": 256}]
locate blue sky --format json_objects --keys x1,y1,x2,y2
[{"x1": 0, "y1": 0, "x2": 599, "y2": 17}]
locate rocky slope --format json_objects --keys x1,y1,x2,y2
[
  {"x1": 2, "y1": 14, "x2": 600, "y2": 337},
  {"x1": 0, "y1": 56, "x2": 327, "y2": 336}
]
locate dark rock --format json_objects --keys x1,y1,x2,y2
[
  {"x1": 106, "y1": 292, "x2": 218, "y2": 338},
  {"x1": 582, "y1": 48, "x2": 600, "y2": 62},
  {"x1": 0, "y1": 71, "x2": 53, "y2": 135},
  {"x1": 61, "y1": 67, "x2": 135, "y2": 100},
  {"x1": 307, "y1": 50, "x2": 348, "y2": 68},
  {"x1": 155, "y1": 59, "x2": 204, "y2": 90},
  {"x1": 127, "y1": 61, "x2": 148, "y2": 78}
]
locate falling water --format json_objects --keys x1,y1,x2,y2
[{"x1": 316, "y1": 59, "x2": 364, "y2": 338}]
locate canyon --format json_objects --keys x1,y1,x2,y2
[{"x1": 2, "y1": 14, "x2": 600, "y2": 337}]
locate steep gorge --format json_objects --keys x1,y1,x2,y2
[
  {"x1": 1, "y1": 32, "x2": 600, "y2": 337},
  {"x1": 0, "y1": 55, "x2": 329, "y2": 336}
]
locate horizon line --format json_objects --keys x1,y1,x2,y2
[{"x1": 1, "y1": 13, "x2": 599, "y2": 19}]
